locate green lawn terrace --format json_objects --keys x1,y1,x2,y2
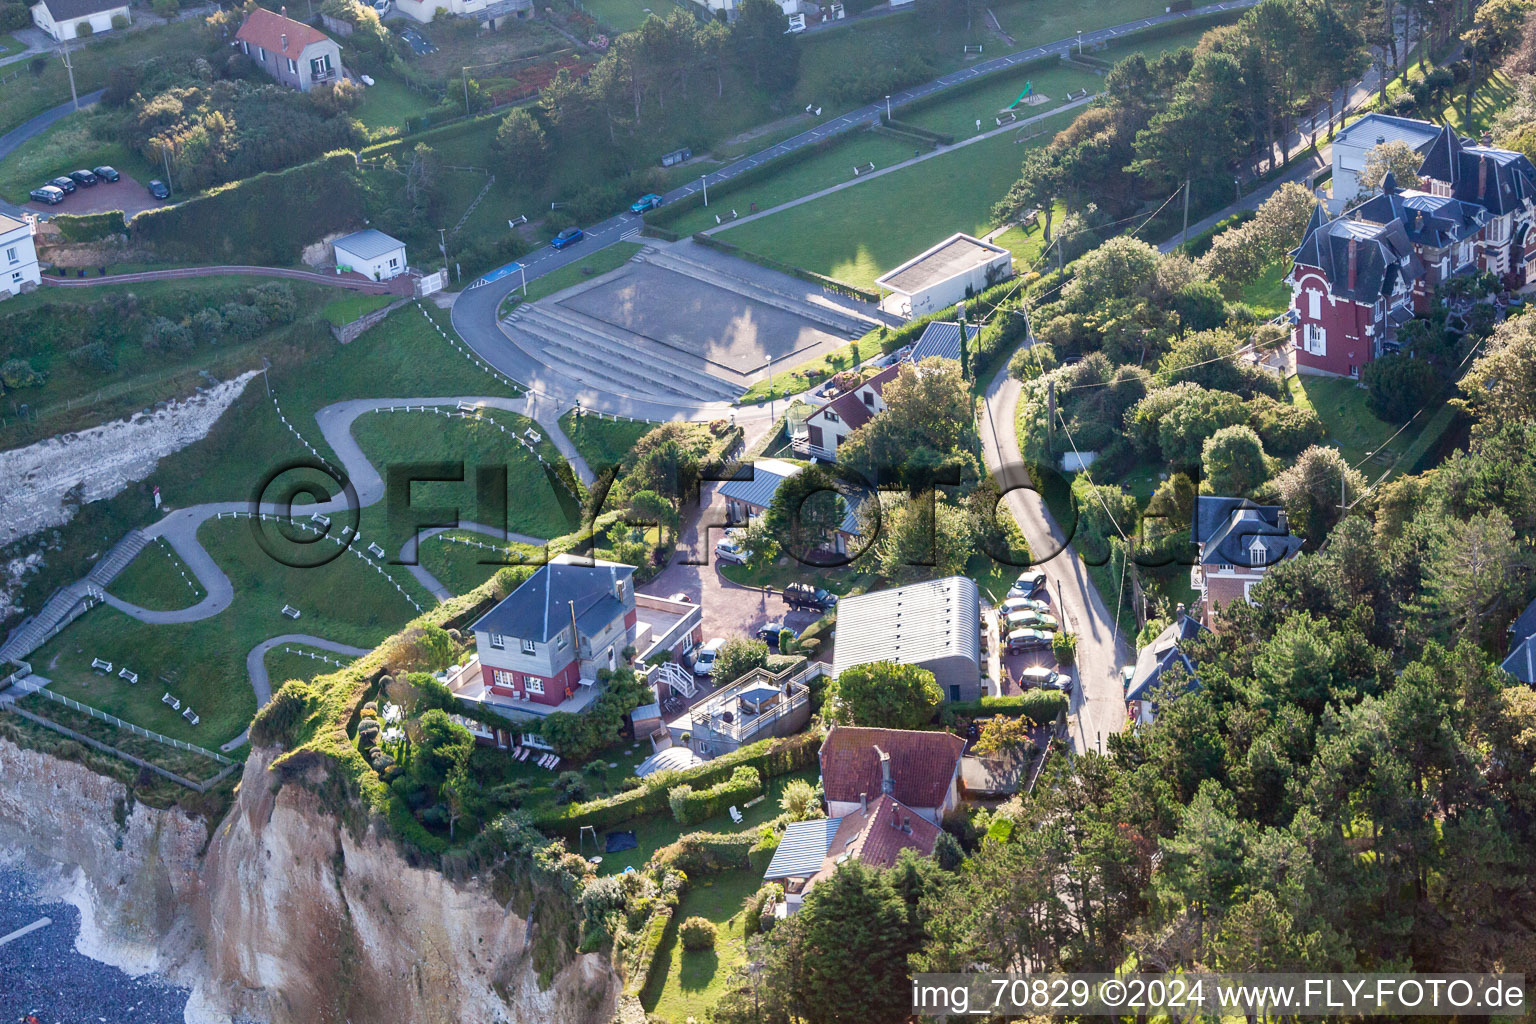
[{"x1": 107, "y1": 538, "x2": 205, "y2": 612}]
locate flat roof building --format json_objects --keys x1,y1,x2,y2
[
  {"x1": 874, "y1": 233, "x2": 1012, "y2": 320},
  {"x1": 831, "y1": 576, "x2": 981, "y2": 702}
]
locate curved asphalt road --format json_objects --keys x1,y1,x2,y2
[
  {"x1": 0, "y1": 89, "x2": 103, "y2": 218},
  {"x1": 222, "y1": 634, "x2": 373, "y2": 750}
]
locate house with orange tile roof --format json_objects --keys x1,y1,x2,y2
[{"x1": 235, "y1": 7, "x2": 342, "y2": 92}]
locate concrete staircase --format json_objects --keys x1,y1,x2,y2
[
  {"x1": 504, "y1": 304, "x2": 744, "y2": 403},
  {"x1": 639, "y1": 244, "x2": 884, "y2": 338},
  {"x1": 0, "y1": 530, "x2": 146, "y2": 663}
]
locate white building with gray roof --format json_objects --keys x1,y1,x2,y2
[{"x1": 831, "y1": 576, "x2": 981, "y2": 702}]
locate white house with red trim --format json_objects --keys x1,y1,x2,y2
[{"x1": 1289, "y1": 122, "x2": 1536, "y2": 378}]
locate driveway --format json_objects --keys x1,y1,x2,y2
[
  {"x1": 23, "y1": 173, "x2": 166, "y2": 218},
  {"x1": 642, "y1": 482, "x2": 822, "y2": 644}
]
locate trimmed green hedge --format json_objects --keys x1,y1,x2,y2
[
  {"x1": 53, "y1": 210, "x2": 127, "y2": 242},
  {"x1": 877, "y1": 116, "x2": 954, "y2": 147},
  {"x1": 669, "y1": 765, "x2": 762, "y2": 825},
  {"x1": 692, "y1": 232, "x2": 877, "y2": 302},
  {"x1": 359, "y1": 111, "x2": 502, "y2": 162},
  {"x1": 948, "y1": 691, "x2": 1068, "y2": 725},
  {"x1": 621, "y1": 904, "x2": 673, "y2": 997},
  {"x1": 533, "y1": 730, "x2": 820, "y2": 834},
  {"x1": 651, "y1": 829, "x2": 758, "y2": 875},
  {"x1": 132, "y1": 152, "x2": 367, "y2": 264},
  {"x1": 748, "y1": 827, "x2": 780, "y2": 874}
]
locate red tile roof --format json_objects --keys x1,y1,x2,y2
[
  {"x1": 813, "y1": 794, "x2": 940, "y2": 879},
  {"x1": 235, "y1": 7, "x2": 332, "y2": 61},
  {"x1": 819, "y1": 725, "x2": 964, "y2": 811}
]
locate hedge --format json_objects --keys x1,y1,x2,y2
[
  {"x1": 650, "y1": 829, "x2": 759, "y2": 875},
  {"x1": 359, "y1": 110, "x2": 503, "y2": 163},
  {"x1": 52, "y1": 210, "x2": 127, "y2": 242},
  {"x1": 876, "y1": 116, "x2": 954, "y2": 147},
  {"x1": 692, "y1": 232, "x2": 877, "y2": 303},
  {"x1": 533, "y1": 729, "x2": 821, "y2": 834},
  {"x1": 621, "y1": 904, "x2": 673, "y2": 997},
  {"x1": 948, "y1": 691, "x2": 1068, "y2": 725},
  {"x1": 132, "y1": 152, "x2": 368, "y2": 264},
  {"x1": 669, "y1": 765, "x2": 762, "y2": 825},
  {"x1": 748, "y1": 827, "x2": 780, "y2": 874}
]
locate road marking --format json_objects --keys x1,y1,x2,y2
[{"x1": 0, "y1": 917, "x2": 51, "y2": 947}]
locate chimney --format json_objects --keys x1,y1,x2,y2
[
  {"x1": 280, "y1": 4, "x2": 286, "y2": 12},
  {"x1": 1175, "y1": 602, "x2": 1186, "y2": 618},
  {"x1": 874, "y1": 746, "x2": 893, "y2": 795},
  {"x1": 902, "y1": 816, "x2": 912, "y2": 834},
  {"x1": 859, "y1": 792, "x2": 867, "y2": 814},
  {"x1": 1479, "y1": 156, "x2": 1488, "y2": 200},
  {"x1": 1347, "y1": 237, "x2": 1358, "y2": 292},
  {"x1": 1277, "y1": 509, "x2": 1288, "y2": 533}
]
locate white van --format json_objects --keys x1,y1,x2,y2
[{"x1": 693, "y1": 637, "x2": 726, "y2": 676}]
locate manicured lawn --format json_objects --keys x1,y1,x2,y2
[
  {"x1": 320, "y1": 292, "x2": 394, "y2": 327},
  {"x1": 579, "y1": 0, "x2": 658, "y2": 33},
  {"x1": 0, "y1": 109, "x2": 155, "y2": 204},
  {"x1": 1095, "y1": 17, "x2": 1229, "y2": 62},
  {"x1": 417, "y1": 530, "x2": 544, "y2": 597},
  {"x1": 162, "y1": 304, "x2": 523, "y2": 511},
  {"x1": 1237, "y1": 260, "x2": 1291, "y2": 317},
  {"x1": 263, "y1": 642, "x2": 359, "y2": 691},
  {"x1": 1288, "y1": 374, "x2": 1401, "y2": 471},
  {"x1": 514, "y1": 241, "x2": 645, "y2": 305},
  {"x1": 989, "y1": 0, "x2": 1169, "y2": 53},
  {"x1": 992, "y1": 204, "x2": 1063, "y2": 274},
  {"x1": 659, "y1": 132, "x2": 917, "y2": 238},
  {"x1": 107, "y1": 538, "x2": 205, "y2": 612},
  {"x1": 0, "y1": 33, "x2": 25, "y2": 58},
  {"x1": 1436, "y1": 69, "x2": 1519, "y2": 137},
  {"x1": 641, "y1": 865, "x2": 765, "y2": 1023},
  {"x1": 355, "y1": 75, "x2": 435, "y2": 136},
  {"x1": 32, "y1": 516, "x2": 430, "y2": 746},
  {"x1": 902, "y1": 63, "x2": 1102, "y2": 139},
  {"x1": 720, "y1": 557, "x2": 875, "y2": 598},
  {"x1": 720, "y1": 112, "x2": 1074, "y2": 288},
  {"x1": 351, "y1": 407, "x2": 580, "y2": 543},
  {"x1": 558, "y1": 409, "x2": 656, "y2": 474}
]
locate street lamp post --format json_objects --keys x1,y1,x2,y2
[
  {"x1": 885, "y1": 94, "x2": 891, "y2": 119},
  {"x1": 1076, "y1": 29, "x2": 1082, "y2": 55},
  {"x1": 701, "y1": 174, "x2": 709, "y2": 207}
]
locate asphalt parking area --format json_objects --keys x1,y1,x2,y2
[{"x1": 26, "y1": 173, "x2": 167, "y2": 219}]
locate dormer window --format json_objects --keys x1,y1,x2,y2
[
  {"x1": 862, "y1": 391, "x2": 874, "y2": 406},
  {"x1": 521, "y1": 638, "x2": 537, "y2": 655},
  {"x1": 489, "y1": 632, "x2": 506, "y2": 650},
  {"x1": 1249, "y1": 537, "x2": 1268, "y2": 567}
]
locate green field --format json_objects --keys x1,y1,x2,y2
[
  {"x1": 354, "y1": 75, "x2": 436, "y2": 136},
  {"x1": 1288, "y1": 374, "x2": 1404, "y2": 471},
  {"x1": 0, "y1": 109, "x2": 156, "y2": 204},
  {"x1": 557, "y1": 410, "x2": 656, "y2": 474},
  {"x1": 720, "y1": 111, "x2": 1074, "y2": 288},
  {"x1": 578, "y1": 0, "x2": 658, "y2": 33},
  {"x1": 264, "y1": 642, "x2": 359, "y2": 691},
  {"x1": 32, "y1": 516, "x2": 429, "y2": 746},
  {"x1": 1237, "y1": 260, "x2": 1291, "y2": 317},
  {"x1": 320, "y1": 292, "x2": 394, "y2": 327},
  {"x1": 417, "y1": 530, "x2": 544, "y2": 597},
  {"x1": 0, "y1": 33, "x2": 25, "y2": 59},
  {"x1": 350, "y1": 407, "x2": 579, "y2": 544},
  {"x1": 640, "y1": 866, "x2": 767, "y2": 1022},
  {"x1": 902, "y1": 63, "x2": 1103, "y2": 139},
  {"x1": 108, "y1": 540, "x2": 205, "y2": 612},
  {"x1": 989, "y1": 0, "x2": 1169, "y2": 53}
]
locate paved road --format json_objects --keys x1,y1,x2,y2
[
  {"x1": 0, "y1": 89, "x2": 103, "y2": 217},
  {"x1": 978, "y1": 365, "x2": 1134, "y2": 755},
  {"x1": 223, "y1": 633, "x2": 374, "y2": 750}
]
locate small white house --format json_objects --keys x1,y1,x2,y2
[
  {"x1": 30, "y1": 0, "x2": 130, "y2": 40},
  {"x1": 1328, "y1": 113, "x2": 1442, "y2": 212},
  {"x1": 0, "y1": 213, "x2": 41, "y2": 299},
  {"x1": 332, "y1": 229, "x2": 407, "y2": 281},
  {"x1": 874, "y1": 233, "x2": 1012, "y2": 320}
]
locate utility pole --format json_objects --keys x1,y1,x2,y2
[
  {"x1": 161, "y1": 144, "x2": 175, "y2": 193},
  {"x1": 58, "y1": 44, "x2": 78, "y2": 111},
  {"x1": 1180, "y1": 178, "x2": 1190, "y2": 248},
  {"x1": 1045, "y1": 379, "x2": 1056, "y2": 456},
  {"x1": 462, "y1": 67, "x2": 471, "y2": 116}
]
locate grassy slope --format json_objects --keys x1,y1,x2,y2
[
  {"x1": 989, "y1": 0, "x2": 1168, "y2": 51},
  {"x1": 32, "y1": 516, "x2": 432, "y2": 746},
  {"x1": 0, "y1": 110, "x2": 159, "y2": 204},
  {"x1": 107, "y1": 539, "x2": 205, "y2": 612},
  {"x1": 320, "y1": 292, "x2": 394, "y2": 327},
  {"x1": 350, "y1": 407, "x2": 578, "y2": 543},
  {"x1": 354, "y1": 75, "x2": 435, "y2": 137},
  {"x1": 1288, "y1": 374, "x2": 1402, "y2": 470},
  {"x1": 723, "y1": 111, "x2": 1074, "y2": 288},
  {"x1": 417, "y1": 530, "x2": 543, "y2": 597},
  {"x1": 557, "y1": 410, "x2": 655, "y2": 474},
  {"x1": 264, "y1": 642, "x2": 362, "y2": 691}
]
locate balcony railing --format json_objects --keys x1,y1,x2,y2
[{"x1": 311, "y1": 66, "x2": 337, "y2": 82}]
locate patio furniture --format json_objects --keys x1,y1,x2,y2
[
  {"x1": 729, "y1": 806, "x2": 744, "y2": 824},
  {"x1": 118, "y1": 667, "x2": 138, "y2": 684},
  {"x1": 367, "y1": 542, "x2": 386, "y2": 559}
]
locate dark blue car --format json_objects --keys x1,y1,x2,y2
[{"x1": 551, "y1": 227, "x2": 583, "y2": 249}]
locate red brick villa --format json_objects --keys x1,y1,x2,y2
[{"x1": 1288, "y1": 122, "x2": 1536, "y2": 378}]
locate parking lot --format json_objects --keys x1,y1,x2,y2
[{"x1": 26, "y1": 172, "x2": 167, "y2": 219}]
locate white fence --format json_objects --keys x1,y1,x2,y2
[{"x1": 29, "y1": 686, "x2": 234, "y2": 765}]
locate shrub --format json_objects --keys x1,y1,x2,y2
[
  {"x1": 679, "y1": 916, "x2": 717, "y2": 951},
  {"x1": 947, "y1": 691, "x2": 1067, "y2": 725},
  {"x1": 1052, "y1": 632, "x2": 1078, "y2": 665},
  {"x1": 74, "y1": 20, "x2": 92, "y2": 36},
  {"x1": 669, "y1": 765, "x2": 762, "y2": 825},
  {"x1": 651, "y1": 830, "x2": 756, "y2": 875},
  {"x1": 667, "y1": 784, "x2": 694, "y2": 822},
  {"x1": 778, "y1": 778, "x2": 821, "y2": 822},
  {"x1": 0, "y1": 358, "x2": 45, "y2": 389},
  {"x1": 748, "y1": 828, "x2": 781, "y2": 875},
  {"x1": 111, "y1": 12, "x2": 129, "y2": 27}
]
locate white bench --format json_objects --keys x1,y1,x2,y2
[
  {"x1": 162, "y1": 692, "x2": 181, "y2": 710},
  {"x1": 90, "y1": 658, "x2": 112, "y2": 673},
  {"x1": 367, "y1": 542, "x2": 386, "y2": 559},
  {"x1": 524, "y1": 428, "x2": 541, "y2": 444},
  {"x1": 281, "y1": 604, "x2": 301, "y2": 620},
  {"x1": 311, "y1": 513, "x2": 331, "y2": 527},
  {"x1": 182, "y1": 707, "x2": 199, "y2": 725},
  {"x1": 118, "y1": 667, "x2": 139, "y2": 685}
]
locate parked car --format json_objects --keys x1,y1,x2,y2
[
  {"x1": 372, "y1": 0, "x2": 390, "y2": 10},
  {"x1": 1007, "y1": 569, "x2": 1047, "y2": 598},
  {"x1": 714, "y1": 537, "x2": 751, "y2": 565},
  {"x1": 68, "y1": 169, "x2": 98, "y2": 187},
  {"x1": 999, "y1": 596, "x2": 1049, "y2": 616},
  {"x1": 92, "y1": 165, "x2": 120, "y2": 182},
  {"x1": 783, "y1": 582, "x2": 836, "y2": 611},
  {"x1": 28, "y1": 186, "x2": 65, "y2": 205},
  {"x1": 1020, "y1": 665, "x2": 1072, "y2": 692},
  {"x1": 757, "y1": 622, "x2": 798, "y2": 649},
  {"x1": 1005, "y1": 627, "x2": 1052, "y2": 653},
  {"x1": 147, "y1": 179, "x2": 170, "y2": 199},
  {"x1": 692, "y1": 637, "x2": 726, "y2": 676},
  {"x1": 551, "y1": 226, "x2": 583, "y2": 249},
  {"x1": 47, "y1": 176, "x2": 76, "y2": 194},
  {"x1": 667, "y1": 592, "x2": 693, "y2": 604},
  {"x1": 629, "y1": 193, "x2": 663, "y2": 213},
  {"x1": 1004, "y1": 609, "x2": 1058, "y2": 632}
]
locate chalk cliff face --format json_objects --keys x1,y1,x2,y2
[{"x1": 0, "y1": 739, "x2": 619, "y2": 1024}]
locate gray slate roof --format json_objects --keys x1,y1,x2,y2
[
  {"x1": 1292, "y1": 206, "x2": 1422, "y2": 306},
  {"x1": 1191, "y1": 497, "x2": 1301, "y2": 569},
  {"x1": 1126, "y1": 614, "x2": 1208, "y2": 703},
  {"x1": 1419, "y1": 124, "x2": 1536, "y2": 218},
  {"x1": 763, "y1": 817, "x2": 842, "y2": 879},
  {"x1": 718, "y1": 458, "x2": 860, "y2": 535},
  {"x1": 1509, "y1": 596, "x2": 1536, "y2": 639},
  {"x1": 1502, "y1": 636, "x2": 1536, "y2": 685},
  {"x1": 1351, "y1": 178, "x2": 1488, "y2": 250},
  {"x1": 333, "y1": 228, "x2": 406, "y2": 261},
  {"x1": 831, "y1": 576, "x2": 979, "y2": 679},
  {"x1": 1336, "y1": 113, "x2": 1444, "y2": 153},
  {"x1": 471, "y1": 559, "x2": 634, "y2": 642}
]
